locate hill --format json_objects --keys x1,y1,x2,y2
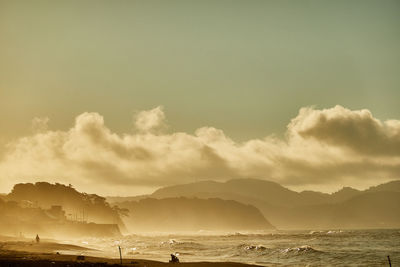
[
  {"x1": 366, "y1": 180, "x2": 400, "y2": 193},
  {"x1": 152, "y1": 179, "x2": 319, "y2": 207},
  {"x1": 116, "y1": 179, "x2": 400, "y2": 229},
  {"x1": 6, "y1": 182, "x2": 127, "y2": 232}
]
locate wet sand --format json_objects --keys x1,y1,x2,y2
[{"x1": 0, "y1": 240, "x2": 261, "y2": 267}]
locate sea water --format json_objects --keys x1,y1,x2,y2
[{"x1": 68, "y1": 229, "x2": 399, "y2": 266}]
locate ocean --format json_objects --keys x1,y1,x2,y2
[{"x1": 68, "y1": 229, "x2": 399, "y2": 266}]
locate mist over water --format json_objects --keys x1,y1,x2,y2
[{"x1": 62, "y1": 229, "x2": 399, "y2": 266}]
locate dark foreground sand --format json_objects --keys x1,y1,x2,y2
[{"x1": 0, "y1": 240, "x2": 261, "y2": 267}]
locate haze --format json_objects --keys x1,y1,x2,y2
[{"x1": 0, "y1": 0, "x2": 399, "y2": 195}]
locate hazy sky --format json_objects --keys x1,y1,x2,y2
[{"x1": 0, "y1": 0, "x2": 399, "y2": 195}]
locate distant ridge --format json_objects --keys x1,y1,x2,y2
[
  {"x1": 151, "y1": 178, "x2": 400, "y2": 205},
  {"x1": 366, "y1": 180, "x2": 400, "y2": 193},
  {"x1": 152, "y1": 178, "x2": 318, "y2": 207},
  {"x1": 329, "y1": 187, "x2": 361, "y2": 203},
  {"x1": 111, "y1": 178, "x2": 400, "y2": 229}
]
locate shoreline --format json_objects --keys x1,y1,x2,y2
[{"x1": 0, "y1": 241, "x2": 262, "y2": 267}]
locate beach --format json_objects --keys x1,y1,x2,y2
[
  {"x1": 1, "y1": 229, "x2": 398, "y2": 266},
  {"x1": 0, "y1": 238, "x2": 261, "y2": 267}
]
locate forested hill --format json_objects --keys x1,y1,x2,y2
[{"x1": 7, "y1": 182, "x2": 126, "y2": 230}]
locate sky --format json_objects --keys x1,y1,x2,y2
[{"x1": 0, "y1": 0, "x2": 399, "y2": 195}]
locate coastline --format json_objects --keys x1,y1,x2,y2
[{"x1": 0, "y1": 240, "x2": 262, "y2": 267}]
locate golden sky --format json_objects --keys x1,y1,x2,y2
[{"x1": 0, "y1": 0, "x2": 399, "y2": 195}]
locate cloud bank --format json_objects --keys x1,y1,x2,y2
[{"x1": 0, "y1": 105, "x2": 399, "y2": 195}]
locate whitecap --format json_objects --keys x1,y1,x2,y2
[{"x1": 281, "y1": 245, "x2": 320, "y2": 254}]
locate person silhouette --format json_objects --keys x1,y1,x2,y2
[
  {"x1": 35, "y1": 234, "x2": 40, "y2": 243},
  {"x1": 170, "y1": 253, "x2": 179, "y2": 263}
]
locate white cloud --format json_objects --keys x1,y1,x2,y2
[
  {"x1": 0, "y1": 105, "x2": 399, "y2": 195},
  {"x1": 289, "y1": 105, "x2": 400, "y2": 156},
  {"x1": 134, "y1": 106, "x2": 166, "y2": 133}
]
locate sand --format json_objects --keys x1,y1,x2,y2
[{"x1": 0, "y1": 238, "x2": 262, "y2": 267}]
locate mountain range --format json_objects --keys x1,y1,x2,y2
[
  {"x1": 2, "y1": 179, "x2": 398, "y2": 235},
  {"x1": 110, "y1": 179, "x2": 400, "y2": 230},
  {"x1": 1, "y1": 182, "x2": 274, "y2": 235}
]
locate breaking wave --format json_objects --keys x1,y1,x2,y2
[
  {"x1": 238, "y1": 244, "x2": 268, "y2": 251},
  {"x1": 308, "y1": 230, "x2": 346, "y2": 237},
  {"x1": 281, "y1": 245, "x2": 322, "y2": 254}
]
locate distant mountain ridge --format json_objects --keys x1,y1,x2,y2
[
  {"x1": 150, "y1": 178, "x2": 400, "y2": 205},
  {"x1": 366, "y1": 180, "x2": 400, "y2": 193},
  {"x1": 3, "y1": 181, "x2": 274, "y2": 234},
  {"x1": 4, "y1": 179, "x2": 398, "y2": 234},
  {"x1": 152, "y1": 179, "x2": 325, "y2": 207},
  {"x1": 109, "y1": 179, "x2": 400, "y2": 229}
]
